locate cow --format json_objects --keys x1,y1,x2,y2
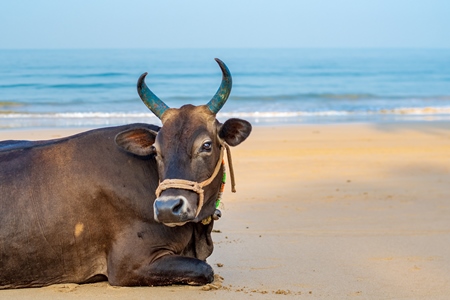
[{"x1": 0, "y1": 58, "x2": 252, "y2": 289}]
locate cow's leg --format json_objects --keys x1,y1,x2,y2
[
  {"x1": 141, "y1": 255, "x2": 214, "y2": 286},
  {"x1": 107, "y1": 222, "x2": 214, "y2": 286},
  {"x1": 108, "y1": 255, "x2": 214, "y2": 286}
]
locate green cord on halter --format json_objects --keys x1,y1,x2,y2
[
  {"x1": 215, "y1": 161, "x2": 226, "y2": 209},
  {"x1": 202, "y1": 161, "x2": 227, "y2": 226}
]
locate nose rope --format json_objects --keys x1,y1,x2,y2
[{"x1": 155, "y1": 143, "x2": 236, "y2": 218}]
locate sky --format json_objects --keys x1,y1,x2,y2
[{"x1": 0, "y1": 0, "x2": 449, "y2": 49}]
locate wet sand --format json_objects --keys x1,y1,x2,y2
[{"x1": 1, "y1": 122, "x2": 450, "y2": 299}]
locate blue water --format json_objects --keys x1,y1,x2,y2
[{"x1": 0, "y1": 48, "x2": 449, "y2": 128}]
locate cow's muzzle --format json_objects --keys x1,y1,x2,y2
[{"x1": 153, "y1": 194, "x2": 191, "y2": 227}]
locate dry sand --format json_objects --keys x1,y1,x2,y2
[{"x1": 1, "y1": 122, "x2": 450, "y2": 299}]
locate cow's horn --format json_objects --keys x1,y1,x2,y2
[
  {"x1": 137, "y1": 72, "x2": 169, "y2": 119},
  {"x1": 206, "y1": 58, "x2": 232, "y2": 114}
]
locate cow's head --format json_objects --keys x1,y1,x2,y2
[{"x1": 115, "y1": 59, "x2": 251, "y2": 226}]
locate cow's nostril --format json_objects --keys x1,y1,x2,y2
[{"x1": 172, "y1": 198, "x2": 185, "y2": 214}]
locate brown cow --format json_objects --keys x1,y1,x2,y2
[{"x1": 0, "y1": 59, "x2": 251, "y2": 288}]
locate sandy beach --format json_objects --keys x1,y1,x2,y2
[{"x1": 1, "y1": 122, "x2": 450, "y2": 299}]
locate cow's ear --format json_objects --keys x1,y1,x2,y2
[
  {"x1": 219, "y1": 118, "x2": 252, "y2": 146},
  {"x1": 115, "y1": 128, "x2": 157, "y2": 156}
]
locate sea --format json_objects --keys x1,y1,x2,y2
[{"x1": 0, "y1": 48, "x2": 449, "y2": 129}]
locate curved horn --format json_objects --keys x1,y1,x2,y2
[
  {"x1": 137, "y1": 72, "x2": 169, "y2": 119},
  {"x1": 206, "y1": 58, "x2": 232, "y2": 114}
]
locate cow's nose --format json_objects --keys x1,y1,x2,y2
[{"x1": 153, "y1": 196, "x2": 191, "y2": 223}]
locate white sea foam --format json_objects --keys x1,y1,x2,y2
[
  {"x1": 0, "y1": 112, "x2": 157, "y2": 119},
  {"x1": 221, "y1": 107, "x2": 450, "y2": 118},
  {"x1": 2, "y1": 108, "x2": 450, "y2": 129},
  {"x1": 2, "y1": 107, "x2": 450, "y2": 120}
]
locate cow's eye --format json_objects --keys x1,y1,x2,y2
[
  {"x1": 150, "y1": 146, "x2": 157, "y2": 155},
  {"x1": 201, "y1": 141, "x2": 212, "y2": 152}
]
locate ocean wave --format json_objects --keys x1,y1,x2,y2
[
  {"x1": 231, "y1": 94, "x2": 450, "y2": 102},
  {"x1": 62, "y1": 72, "x2": 128, "y2": 79},
  {"x1": 0, "y1": 83, "x2": 39, "y2": 88},
  {"x1": 0, "y1": 112, "x2": 157, "y2": 119},
  {"x1": 221, "y1": 107, "x2": 450, "y2": 117},
  {"x1": 45, "y1": 83, "x2": 128, "y2": 89},
  {"x1": 1, "y1": 107, "x2": 450, "y2": 119},
  {"x1": 0, "y1": 82, "x2": 128, "y2": 90},
  {"x1": 231, "y1": 93, "x2": 379, "y2": 101},
  {"x1": 0, "y1": 101, "x2": 24, "y2": 107}
]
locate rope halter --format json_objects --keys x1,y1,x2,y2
[{"x1": 155, "y1": 143, "x2": 236, "y2": 218}]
